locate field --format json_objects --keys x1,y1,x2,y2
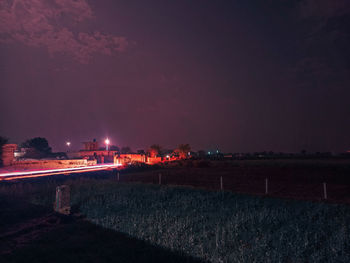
[
  {"x1": 0, "y1": 184, "x2": 200, "y2": 263},
  {"x1": 1, "y1": 159, "x2": 350, "y2": 262},
  {"x1": 119, "y1": 159, "x2": 350, "y2": 203}
]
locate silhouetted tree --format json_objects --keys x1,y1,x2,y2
[
  {"x1": 0, "y1": 136, "x2": 8, "y2": 167},
  {"x1": 110, "y1": 145, "x2": 120, "y2": 151},
  {"x1": 21, "y1": 137, "x2": 52, "y2": 158},
  {"x1": 176, "y1": 144, "x2": 191, "y2": 159},
  {"x1": 148, "y1": 144, "x2": 162, "y2": 157},
  {"x1": 137, "y1": 149, "x2": 146, "y2": 154},
  {"x1": 121, "y1": 146, "x2": 132, "y2": 154}
]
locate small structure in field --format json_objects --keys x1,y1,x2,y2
[{"x1": 54, "y1": 185, "x2": 70, "y2": 215}]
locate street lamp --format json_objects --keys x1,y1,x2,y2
[
  {"x1": 66, "y1": 141, "x2": 71, "y2": 152},
  {"x1": 105, "y1": 138, "x2": 110, "y2": 151}
]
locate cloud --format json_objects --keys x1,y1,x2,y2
[
  {"x1": 0, "y1": 0, "x2": 128, "y2": 63},
  {"x1": 298, "y1": 0, "x2": 350, "y2": 19}
]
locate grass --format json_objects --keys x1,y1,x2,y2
[
  {"x1": 1, "y1": 173, "x2": 350, "y2": 262},
  {"x1": 74, "y1": 183, "x2": 350, "y2": 262},
  {"x1": 1, "y1": 216, "x2": 200, "y2": 263}
]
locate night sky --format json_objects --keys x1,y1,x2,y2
[{"x1": 1, "y1": 0, "x2": 350, "y2": 153}]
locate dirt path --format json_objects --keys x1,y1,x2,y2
[{"x1": 0, "y1": 213, "x2": 63, "y2": 255}]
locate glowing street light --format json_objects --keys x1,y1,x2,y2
[
  {"x1": 105, "y1": 138, "x2": 110, "y2": 151},
  {"x1": 66, "y1": 141, "x2": 71, "y2": 152}
]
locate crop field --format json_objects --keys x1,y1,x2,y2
[
  {"x1": 73, "y1": 183, "x2": 350, "y2": 262},
  {"x1": 108, "y1": 159, "x2": 350, "y2": 203},
  {"x1": 1, "y1": 164, "x2": 350, "y2": 263}
]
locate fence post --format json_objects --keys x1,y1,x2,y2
[
  {"x1": 159, "y1": 173, "x2": 162, "y2": 185},
  {"x1": 323, "y1": 182, "x2": 327, "y2": 200},
  {"x1": 220, "y1": 176, "x2": 223, "y2": 191},
  {"x1": 265, "y1": 178, "x2": 268, "y2": 194}
]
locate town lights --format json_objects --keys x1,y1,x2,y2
[{"x1": 105, "y1": 138, "x2": 110, "y2": 151}]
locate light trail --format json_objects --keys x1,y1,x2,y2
[{"x1": 0, "y1": 163, "x2": 122, "y2": 181}]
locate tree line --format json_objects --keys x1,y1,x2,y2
[{"x1": 0, "y1": 135, "x2": 195, "y2": 166}]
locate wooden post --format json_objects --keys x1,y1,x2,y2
[
  {"x1": 159, "y1": 173, "x2": 162, "y2": 185},
  {"x1": 265, "y1": 178, "x2": 268, "y2": 194},
  {"x1": 323, "y1": 182, "x2": 327, "y2": 200},
  {"x1": 220, "y1": 176, "x2": 223, "y2": 191}
]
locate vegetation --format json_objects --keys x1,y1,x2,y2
[
  {"x1": 175, "y1": 144, "x2": 191, "y2": 159},
  {"x1": 121, "y1": 146, "x2": 132, "y2": 154},
  {"x1": 21, "y1": 137, "x2": 52, "y2": 158},
  {"x1": 109, "y1": 145, "x2": 120, "y2": 151},
  {"x1": 149, "y1": 144, "x2": 162, "y2": 157},
  {"x1": 0, "y1": 195, "x2": 199, "y2": 263},
  {"x1": 1, "y1": 174, "x2": 349, "y2": 262}
]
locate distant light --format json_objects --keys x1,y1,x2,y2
[
  {"x1": 166, "y1": 155, "x2": 170, "y2": 158},
  {"x1": 188, "y1": 152, "x2": 191, "y2": 156},
  {"x1": 105, "y1": 138, "x2": 110, "y2": 151},
  {"x1": 66, "y1": 142, "x2": 71, "y2": 146},
  {"x1": 216, "y1": 150, "x2": 219, "y2": 153},
  {"x1": 208, "y1": 151, "x2": 211, "y2": 155}
]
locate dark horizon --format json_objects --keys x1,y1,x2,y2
[{"x1": 1, "y1": 0, "x2": 350, "y2": 153}]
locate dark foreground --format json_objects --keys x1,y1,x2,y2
[
  {"x1": 1, "y1": 160, "x2": 350, "y2": 262},
  {"x1": 0, "y1": 196, "x2": 202, "y2": 263}
]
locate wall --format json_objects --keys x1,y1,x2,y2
[
  {"x1": 78, "y1": 150, "x2": 118, "y2": 157},
  {"x1": 1, "y1": 144, "x2": 17, "y2": 166},
  {"x1": 78, "y1": 150, "x2": 117, "y2": 163},
  {"x1": 13, "y1": 159, "x2": 96, "y2": 169},
  {"x1": 114, "y1": 154, "x2": 147, "y2": 165},
  {"x1": 147, "y1": 157, "x2": 162, "y2": 164}
]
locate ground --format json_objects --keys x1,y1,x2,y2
[
  {"x1": 0, "y1": 195, "x2": 202, "y2": 263},
  {"x1": 119, "y1": 159, "x2": 350, "y2": 203},
  {"x1": 1, "y1": 158, "x2": 350, "y2": 262}
]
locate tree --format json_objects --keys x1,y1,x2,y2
[
  {"x1": 176, "y1": 144, "x2": 191, "y2": 159},
  {"x1": 121, "y1": 146, "x2": 132, "y2": 154},
  {"x1": 21, "y1": 137, "x2": 52, "y2": 158},
  {"x1": 109, "y1": 145, "x2": 120, "y2": 151},
  {"x1": 148, "y1": 144, "x2": 162, "y2": 157},
  {"x1": 197, "y1": 150, "x2": 206, "y2": 158},
  {"x1": 137, "y1": 149, "x2": 146, "y2": 154},
  {"x1": 0, "y1": 136, "x2": 7, "y2": 146},
  {"x1": 0, "y1": 136, "x2": 8, "y2": 167}
]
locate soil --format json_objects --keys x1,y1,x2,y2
[{"x1": 117, "y1": 160, "x2": 350, "y2": 204}]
